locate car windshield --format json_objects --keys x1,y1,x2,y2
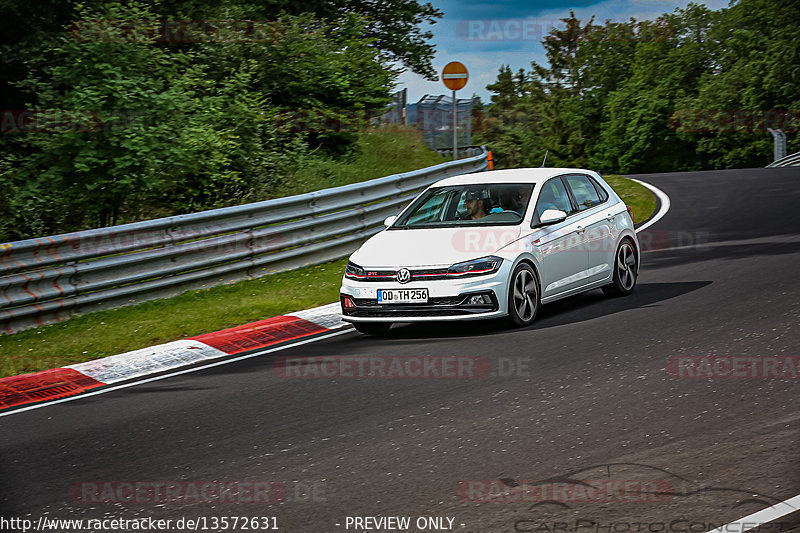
[{"x1": 393, "y1": 183, "x2": 534, "y2": 228}]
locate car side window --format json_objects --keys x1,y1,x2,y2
[
  {"x1": 535, "y1": 178, "x2": 572, "y2": 218},
  {"x1": 564, "y1": 175, "x2": 602, "y2": 211}
]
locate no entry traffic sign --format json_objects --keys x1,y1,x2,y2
[{"x1": 442, "y1": 62, "x2": 469, "y2": 91}]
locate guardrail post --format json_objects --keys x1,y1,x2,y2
[{"x1": 767, "y1": 128, "x2": 787, "y2": 162}]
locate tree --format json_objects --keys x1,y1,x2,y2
[
  {"x1": 480, "y1": 1, "x2": 797, "y2": 174},
  {"x1": 591, "y1": 4, "x2": 720, "y2": 172},
  {"x1": 677, "y1": 0, "x2": 800, "y2": 167},
  {"x1": 147, "y1": 0, "x2": 443, "y2": 79},
  {"x1": 0, "y1": 0, "x2": 403, "y2": 239},
  {"x1": 3, "y1": 2, "x2": 274, "y2": 234},
  {"x1": 0, "y1": 0, "x2": 442, "y2": 114}
]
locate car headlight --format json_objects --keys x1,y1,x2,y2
[
  {"x1": 447, "y1": 256, "x2": 503, "y2": 278},
  {"x1": 344, "y1": 261, "x2": 366, "y2": 280}
]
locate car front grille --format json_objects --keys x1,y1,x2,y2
[{"x1": 352, "y1": 268, "x2": 451, "y2": 282}]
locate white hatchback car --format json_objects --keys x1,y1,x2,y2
[{"x1": 340, "y1": 168, "x2": 640, "y2": 335}]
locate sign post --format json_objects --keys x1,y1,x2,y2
[{"x1": 442, "y1": 61, "x2": 468, "y2": 160}]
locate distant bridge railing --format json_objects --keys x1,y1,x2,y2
[{"x1": 0, "y1": 148, "x2": 490, "y2": 333}]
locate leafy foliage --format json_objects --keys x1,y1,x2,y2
[
  {"x1": 0, "y1": 0, "x2": 439, "y2": 241},
  {"x1": 477, "y1": 0, "x2": 799, "y2": 173}
]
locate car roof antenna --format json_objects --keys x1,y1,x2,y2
[{"x1": 540, "y1": 150, "x2": 548, "y2": 167}]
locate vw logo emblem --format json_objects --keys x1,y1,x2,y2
[{"x1": 396, "y1": 268, "x2": 411, "y2": 284}]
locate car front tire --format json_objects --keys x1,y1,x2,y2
[
  {"x1": 602, "y1": 238, "x2": 638, "y2": 297},
  {"x1": 353, "y1": 322, "x2": 393, "y2": 336},
  {"x1": 506, "y1": 263, "x2": 540, "y2": 328}
]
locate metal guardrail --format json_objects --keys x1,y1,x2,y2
[
  {"x1": 436, "y1": 146, "x2": 485, "y2": 158},
  {"x1": 0, "y1": 148, "x2": 490, "y2": 333},
  {"x1": 766, "y1": 150, "x2": 800, "y2": 168}
]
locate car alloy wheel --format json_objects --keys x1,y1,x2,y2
[
  {"x1": 508, "y1": 263, "x2": 539, "y2": 327},
  {"x1": 603, "y1": 239, "x2": 638, "y2": 296}
]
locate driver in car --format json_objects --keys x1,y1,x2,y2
[{"x1": 464, "y1": 189, "x2": 487, "y2": 220}]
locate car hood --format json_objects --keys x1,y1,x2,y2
[{"x1": 350, "y1": 226, "x2": 522, "y2": 268}]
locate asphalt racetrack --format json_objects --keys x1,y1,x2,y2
[{"x1": 1, "y1": 167, "x2": 798, "y2": 532}]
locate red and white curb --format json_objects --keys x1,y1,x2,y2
[{"x1": 0, "y1": 303, "x2": 346, "y2": 411}]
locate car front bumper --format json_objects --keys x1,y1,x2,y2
[{"x1": 339, "y1": 266, "x2": 510, "y2": 322}]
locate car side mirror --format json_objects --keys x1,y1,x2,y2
[
  {"x1": 538, "y1": 209, "x2": 567, "y2": 226},
  {"x1": 384, "y1": 215, "x2": 397, "y2": 227}
]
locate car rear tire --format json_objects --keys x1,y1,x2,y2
[
  {"x1": 506, "y1": 263, "x2": 540, "y2": 328},
  {"x1": 353, "y1": 322, "x2": 393, "y2": 336},
  {"x1": 602, "y1": 239, "x2": 638, "y2": 297}
]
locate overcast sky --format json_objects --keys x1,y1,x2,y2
[{"x1": 395, "y1": 0, "x2": 728, "y2": 104}]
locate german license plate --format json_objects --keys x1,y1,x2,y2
[{"x1": 377, "y1": 288, "x2": 429, "y2": 304}]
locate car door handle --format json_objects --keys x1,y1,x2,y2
[
  {"x1": 576, "y1": 225, "x2": 585, "y2": 233},
  {"x1": 607, "y1": 213, "x2": 615, "y2": 221}
]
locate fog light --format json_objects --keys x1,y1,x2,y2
[
  {"x1": 468, "y1": 295, "x2": 484, "y2": 305},
  {"x1": 343, "y1": 297, "x2": 355, "y2": 308}
]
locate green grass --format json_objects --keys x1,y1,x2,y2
[
  {"x1": 603, "y1": 175, "x2": 657, "y2": 224},
  {"x1": 273, "y1": 126, "x2": 447, "y2": 197},
  {"x1": 0, "y1": 169, "x2": 656, "y2": 378}
]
